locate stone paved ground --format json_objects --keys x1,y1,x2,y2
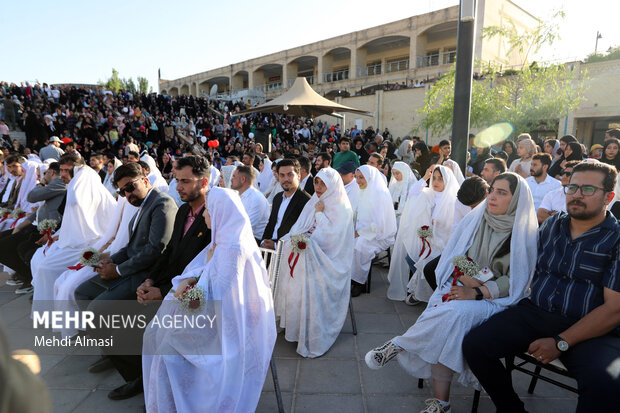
[{"x1": 0, "y1": 265, "x2": 577, "y2": 413}]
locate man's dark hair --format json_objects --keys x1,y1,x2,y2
[
  {"x1": 137, "y1": 160, "x2": 151, "y2": 174},
  {"x1": 91, "y1": 153, "x2": 104, "y2": 162},
  {"x1": 571, "y1": 162, "x2": 618, "y2": 193},
  {"x1": 439, "y1": 139, "x2": 451, "y2": 148},
  {"x1": 457, "y1": 176, "x2": 489, "y2": 207},
  {"x1": 484, "y1": 158, "x2": 506, "y2": 174},
  {"x1": 175, "y1": 155, "x2": 210, "y2": 179},
  {"x1": 606, "y1": 128, "x2": 620, "y2": 139},
  {"x1": 369, "y1": 152, "x2": 384, "y2": 166},
  {"x1": 564, "y1": 160, "x2": 580, "y2": 170},
  {"x1": 227, "y1": 155, "x2": 240, "y2": 163},
  {"x1": 338, "y1": 137, "x2": 351, "y2": 144},
  {"x1": 316, "y1": 152, "x2": 332, "y2": 165},
  {"x1": 113, "y1": 162, "x2": 146, "y2": 187},
  {"x1": 4, "y1": 154, "x2": 22, "y2": 165},
  {"x1": 494, "y1": 151, "x2": 508, "y2": 161},
  {"x1": 236, "y1": 165, "x2": 256, "y2": 183},
  {"x1": 532, "y1": 153, "x2": 552, "y2": 168},
  {"x1": 128, "y1": 151, "x2": 140, "y2": 159},
  {"x1": 492, "y1": 173, "x2": 519, "y2": 195},
  {"x1": 276, "y1": 158, "x2": 301, "y2": 175},
  {"x1": 243, "y1": 152, "x2": 255, "y2": 163},
  {"x1": 559, "y1": 135, "x2": 578, "y2": 145},
  {"x1": 48, "y1": 162, "x2": 60, "y2": 175},
  {"x1": 297, "y1": 156, "x2": 311, "y2": 173},
  {"x1": 59, "y1": 152, "x2": 84, "y2": 166}
]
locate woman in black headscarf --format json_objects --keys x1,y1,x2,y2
[
  {"x1": 412, "y1": 141, "x2": 431, "y2": 176},
  {"x1": 502, "y1": 140, "x2": 518, "y2": 167},
  {"x1": 600, "y1": 138, "x2": 620, "y2": 170}
]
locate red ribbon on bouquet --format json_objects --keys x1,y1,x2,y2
[
  {"x1": 67, "y1": 263, "x2": 85, "y2": 271},
  {"x1": 0, "y1": 212, "x2": 9, "y2": 224},
  {"x1": 418, "y1": 226, "x2": 432, "y2": 259},
  {"x1": 441, "y1": 257, "x2": 474, "y2": 302},
  {"x1": 9, "y1": 212, "x2": 26, "y2": 229},
  {"x1": 288, "y1": 252, "x2": 300, "y2": 277}
]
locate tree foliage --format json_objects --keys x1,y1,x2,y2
[
  {"x1": 98, "y1": 69, "x2": 149, "y2": 94},
  {"x1": 414, "y1": 11, "x2": 587, "y2": 139}
]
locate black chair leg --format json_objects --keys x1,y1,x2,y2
[
  {"x1": 349, "y1": 297, "x2": 357, "y2": 335},
  {"x1": 417, "y1": 378, "x2": 424, "y2": 389},
  {"x1": 528, "y1": 365, "x2": 542, "y2": 394},
  {"x1": 471, "y1": 390, "x2": 481, "y2": 413},
  {"x1": 270, "y1": 357, "x2": 285, "y2": 413},
  {"x1": 365, "y1": 266, "x2": 372, "y2": 294}
]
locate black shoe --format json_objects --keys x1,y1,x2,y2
[
  {"x1": 108, "y1": 378, "x2": 143, "y2": 400},
  {"x1": 351, "y1": 281, "x2": 365, "y2": 297},
  {"x1": 88, "y1": 356, "x2": 114, "y2": 373}
]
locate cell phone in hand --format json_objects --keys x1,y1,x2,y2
[{"x1": 91, "y1": 264, "x2": 102, "y2": 269}]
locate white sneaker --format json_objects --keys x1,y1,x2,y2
[
  {"x1": 420, "y1": 398, "x2": 451, "y2": 413},
  {"x1": 15, "y1": 285, "x2": 34, "y2": 295},
  {"x1": 5, "y1": 279, "x2": 23, "y2": 286},
  {"x1": 405, "y1": 292, "x2": 421, "y2": 306},
  {"x1": 365, "y1": 340, "x2": 403, "y2": 370}
]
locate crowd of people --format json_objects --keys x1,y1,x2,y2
[{"x1": 0, "y1": 81, "x2": 619, "y2": 413}]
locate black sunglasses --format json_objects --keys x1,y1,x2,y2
[{"x1": 116, "y1": 178, "x2": 142, "y2": 197}]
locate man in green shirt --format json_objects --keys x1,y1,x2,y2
[{"x1": 332, "y1": 137, "x2": 361, "y2": 169}]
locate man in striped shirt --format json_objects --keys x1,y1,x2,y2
[{"x1": 463, "y1": 161, "x2": 620, "y2": 413}]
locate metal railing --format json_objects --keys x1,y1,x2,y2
[
  {"x1": 416, "y1": 51, "x2": 456, "y2": 68},
  {"x1": 287, "y1": 75, "x2": 314, "y2": 88},
  {"x1": 386, "y1": 58, "x2": 410, "y2": 73},
  {"x1": 323, "y1": 69, "x2": 349, "y2": 83}
]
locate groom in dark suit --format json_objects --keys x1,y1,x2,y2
[
  {"x1": 100, "y1": 156, "x2": 213, "y2": 400},
  {"x1": 261, "y1": 158, "x2": 311, "y2": 249}
]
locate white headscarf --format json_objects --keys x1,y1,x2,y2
[
  {"x1": 15, "y1": 160, "x2": 41, "y2": 213},
  {"x1": 141, "y1": 154, "x2": 169, "y2": 193},
  {"x1": 256, "y1": 157, "x2": 274, "y2": 194},
  {"x1": 443, "y1": 159, "x2": 465, "y2": 185},
  {"x1": 396, "y1": 140, "x2": 414, "y2": 164},
  {"x1": 287, "y1": 167, "x2": 352, "y2": 235},
  {"x1": 219, "y1": 165, "x2": 237, "y2": 188},
  {"x1": 355, "y1": 165, "x2": 397, "y2": 243},
  {"x1": 434, "y1": 173, "x2": 538, "y2": 307},
  {"x1": 389, "y1": 161, "x2": 417, "y2": 209},
  {"x1": 55, "y1": 166, "x2": 116, "y2": 249},
  {"x1": 209, "y1": 165, "x2": 221, "y2": 189},
  {"x1": 103, "y1": 158, "x2": 122, "y2": 197}
]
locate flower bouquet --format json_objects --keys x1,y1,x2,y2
[
  {"x1": 288, "y1": 234, "x2": 310, "y2": 277},
  {"x1": 38, "y1": 219, "x2": 59, "y2": 254},
  {"x1": 177, "y1": 279, "x2": 206, "y2": 312},
  {"x1": 417, "y1": 225, "x2": 433, "y2": 259},
  {"x1": 0, "y1": 208, "x2": 11, "y2": 224},
  {"x1": 68, "y1": 247, "x2": 101, "y2": 271},
  {"x1": 442, "y1": 255, "x2": 480, "y2": 302},
  {"x1": 9, "y1": 208, "x2": 26, "y2": 229}
]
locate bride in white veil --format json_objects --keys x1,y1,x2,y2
[
  {"x1": 142, "y1": 187, "x2": 276, "y2": 413},
  {"x1": 275, "y1": 167, "x2": 355, "y2": 357}
]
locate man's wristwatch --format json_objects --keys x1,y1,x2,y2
[
  {"x1": 554, "y1": 335, "x2": 569, "y2": 352},
  {"x1": 473, "y1": 287, "x2": 484, "y2": 300}
]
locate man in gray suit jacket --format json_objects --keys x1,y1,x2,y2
[
  {"x1": 75, "y1": 162, "x2": 177, "y2": 301},
  {"x1": 0, "y1": 162, "x2": 67, "y2": 293}
]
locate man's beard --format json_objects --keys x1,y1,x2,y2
[
  {"x1": 179, "y1": 187, "x2": 202, "y2": 203},
  {"x1": 127, "y1": 194, "x2": 145, "y2": 207},
  {"x1": 567, "y1": 201, "x2": 599, "y2": 220},
  {"x1": 530, "y1": 169, "x2": 543, "y2": 178}
]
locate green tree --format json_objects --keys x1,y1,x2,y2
[
  {"x1": 100, "y1": 68, "x2": 122, "y2": 92},
  {"x1": 124, "y1": 78, "x2": 137, "y2": 94},
  {"x1": 137, "y1": 77, "x2": 149, "y2": 94},
  {"x1": 414, "y1": 11, "x2": 587, "y2": 138}
]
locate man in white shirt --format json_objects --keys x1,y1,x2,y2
[
  {"x1": 242, "y1": 152, "x2": 260, "y2": 187},
  {"x1": 537, "y1": 160, "x2": 578, "y2": 224},
  {"x1": 231, "y1": 165, "x2": 270, "y2": 241},
  {"x1": 526, "y1": 153, "x2": 561, "y2": 211},
  {"x1": 298, "y1": 156, "x2": 314, "y2": 195},
  {"x1": 366, "y1": 153, "x2": 388, "y2": 185},
  {"x1": 337, "y1": 161, "x2": 360, "y2": 212}
]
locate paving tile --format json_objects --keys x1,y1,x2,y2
[
  {"x1": 73, "y1": 388, "x2": 145, "y2": 412},
  {"x1": 256, "y1": 391, "x2": 294, "y2": 413},
  {"x1": 366, "y1": 395, "x2": 430, "y2": 413},
  {"x1": 361, "y1": 358, "x2": 427, "y2": 396},
  {"x1": 272, "y1": 332, "x2": 303, "y2": 359},
  {"x1": 320, "y1": 332, "x2": 356, "y2": 359},
  {"x1": 354, "y1": 313, "x2": 405, "y2": 334},
  {"x1": 42, "y1": 354, "x2": 120, "y2": 390},
  {"x1": 49, "y1": 388, "x2": 91, "y2": 413},
  {"x1": 296, "y1": 359, "x2": 361, "y2": 394},
  {"x1": 262, "y1": 358, "x2": 298, "y2": 392},
  {"x1": 294, "y1": 394, "x2": 364, "y2": 413},
  {"x1": 352, "y1": 293, "x2": 398, "y2": 314}
]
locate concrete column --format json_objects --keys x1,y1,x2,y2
[
  {"x1": 352, "y1": 45, "x2": 367, "y2": 79},
  {"x1": 285, "y1": 61, "x2": 298, "y2": 88},
  {"x1": 321, "y1": 54, "x2": 334, "y2": 83},
  {"x1": 317, "y1": 55, "x2": 324, "y2": 84},
  {"x1": 410, "y1": 34, "x2": 419, "y2": 69}
]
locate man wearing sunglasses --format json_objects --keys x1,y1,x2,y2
[
  {"x1": 537, "y1": 160, "x2": 580, "y2": 224},
  {"x1": 464, "y1": 161, "x2": 620, "y2": 412}
]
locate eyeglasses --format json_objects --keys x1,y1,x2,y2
[
  {"x1": 563, "y1": 184, "x2": 606, "y2": 196},
  {"x1": 116, "y1": 178, "x2": 142, "y2": 197}
]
